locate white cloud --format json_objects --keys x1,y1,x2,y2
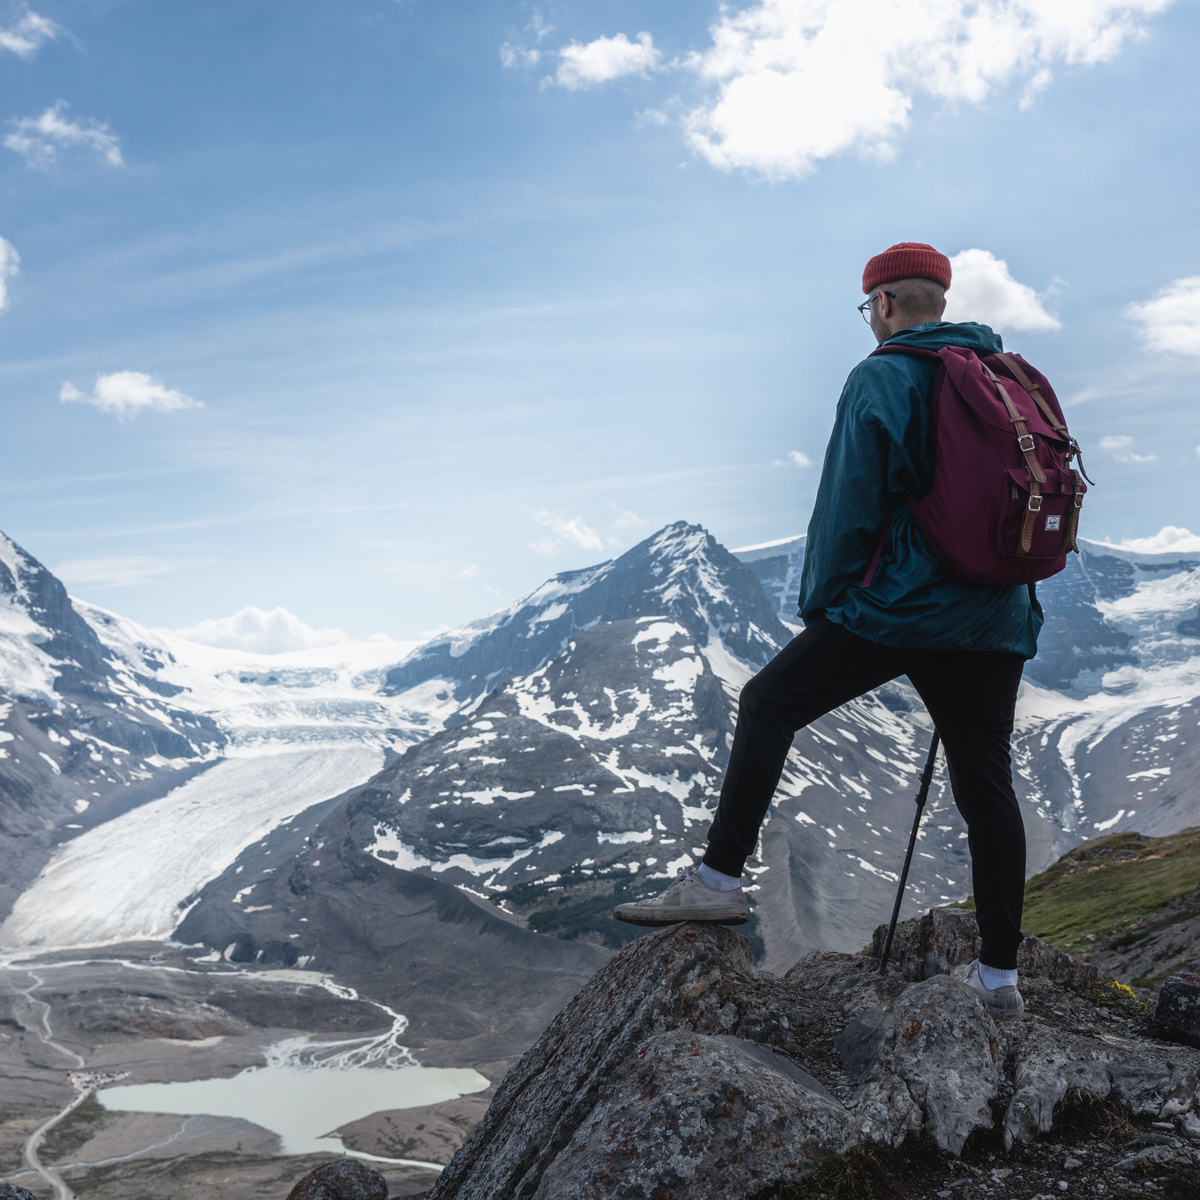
[
  {"x1": 54, "y1": 556, "x2": 188, "y2": 590},
  {"x1": 943, "y1": 249, "x2": 1061, "y2": 332},
  {"x1": 60, "y1": 371, "x2": 202, "y2": 421},
  {"x1": 555, "y1": 32, "x2": 661, "y2": 89},
  {"x1": 0, "y1": 6, "x2": 60, "y2": 58},
  {"x1": 774, "y1": 449, "x2": 813, "y2": 467},
  {"x1": 174, "y1": 606, "x2": 348, "y2": 654},
  {"x1": 1099, "y1": 434, "x2": 1157, "y2": 464},
  {"x1": 5, "y1": 101, "x2": 123, "y2": 168},
  {"x1": 685, "y1": 0, "x2": 1174, "y2": 179},
  {"x1": 1114, "y1": 525, "x2": 1200, "y2": 553},
  {"x1": 1126, "y1": 276, "x2": 1200, "y2": 356},
  {"x1": 531, "y1": 511, "x2": 606, "y2": 554},
  {"x1": 0, "y1": 236, "x2": 18, "y2": 311}
]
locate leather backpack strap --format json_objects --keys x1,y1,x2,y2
[
  {"x1": 982, "y1": 363, "x2": 1047, "y2": 485},
  {"x1": 1065, "y1": 475, "x2": 1084, "y2": 554},
  {"x1": 982, "y1": 363, "x2": 1045, "y2": 555},
  {"x1": 994, "y1": 352, "x2": 1068, "y2": 436},
  {"x1": 1063, "y1": 470, "x2": 1083, "y2": 555}
]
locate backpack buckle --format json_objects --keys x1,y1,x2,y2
[
  {"x1": 1017, "y1": 433, "x2": 1036, "y2": 453},
  {"x1": 1027, "y1": 494, "x2": 1043, "y2": 512},
  {"x1": 1075, "y1": 493, "x2": 1084, "y2": 508}
]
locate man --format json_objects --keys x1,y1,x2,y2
[{"x1": 614, "y1": 241, "x2": 1038, "y2": 1019}]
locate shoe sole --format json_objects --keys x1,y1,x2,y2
[
  {"x1": 980, "y1": 1004, "x2": 1024, "y2": 1021},
  {"x1": 612, "y1": 908, "x2": 749, "y2": 927}
]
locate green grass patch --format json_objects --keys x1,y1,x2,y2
[{"x1": 1021, "y1": 827, "x2": 1200, "y2": 956}]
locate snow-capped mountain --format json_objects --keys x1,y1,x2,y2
[
  {"x1": 383, "y1": 522, "x2": 787, "y2": 701},
  {"x1": 166, "y1": 525, "x2": 957, "y2": 975},
  {"x1": 0, "y1": 534, "x2": 225, "y2": 918},
  {"x1": 172, "y1": 522, "x2": 1200, "y2": 977},
  {"x1": 4, "y1": 519, "x2": 1199, "y2": 983},
  {"x1": 0, "y1": 532, "x2": 457, "y2": 944},
  {"x1": 173, "y1": 524, "x2": 795, "y2": 969}
]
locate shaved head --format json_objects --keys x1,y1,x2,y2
[{"x1": 886, "y1": 276, "x2": 947, "y2": 322}]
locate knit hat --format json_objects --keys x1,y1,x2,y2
[{"x1": 862, "y1": 242, "x2": 952, "y2": 293}]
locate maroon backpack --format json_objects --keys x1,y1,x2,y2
[{"x1": 867, "y1": 344, "x2": 1089, "y2": 587}]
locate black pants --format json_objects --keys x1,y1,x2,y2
[{"x1": 703, "y1": 618, "x2": 1026, "y2": 969}]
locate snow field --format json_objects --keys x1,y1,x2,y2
[{"x1": 0, "y1": 747, "x2": 384, "y2": 948}]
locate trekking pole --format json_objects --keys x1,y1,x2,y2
[{"x1": 878, "y1": 730, "x2": 940, "y2": 975}]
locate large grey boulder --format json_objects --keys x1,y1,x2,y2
[
  {"x1": 285, "y1": 1159, "x2": 388, "y2": 1200},
  {"x1": 837, "y1": 974, "x2": 1001, "y2": 1154},
  {"x1": 0, "y1": 1184, "x2": 39, "y2": 1200},
  {"x1": 1155, "y1": 972, "x2": 1200, "y2": 1042},
  {"x1": 430, "y1": 913, "x2": 1200, "y2": 1200}
]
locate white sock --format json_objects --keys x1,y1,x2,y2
[
  {"x1": 978, "y1": 963, "x2": 1018, "y2": 990},
  {"x1": 698, "y1": 862, "x2": 742, "y2": 892}
]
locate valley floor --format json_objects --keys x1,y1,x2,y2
[{"x1": 0, "y1": 944, "x2": 495, "y2": 1200}]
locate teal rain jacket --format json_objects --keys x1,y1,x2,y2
[{"x1": 797, "y1": 321, "x2": 1043, "y2": 658}]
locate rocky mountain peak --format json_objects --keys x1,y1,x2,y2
[
  {"x1": 384, "y1": 521, "x2": 790, "y2": 703},
  {"x1": 0, "y1": 531, "x2": 117, "y2": 698}
]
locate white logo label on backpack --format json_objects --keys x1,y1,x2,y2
[{"x1": 1045, "y1": 515, "x2": 1062, "y2": 531}]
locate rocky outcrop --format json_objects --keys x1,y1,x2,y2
[
  {"x1": 285, "y1": 1160, "x2": 388, "y2": 1200},
  {"x1": 429, "y1": 913, "x2": 1200, "y2": 1199},
  {"x1": 0, "y1": 1183, "x2": 39, "y2": 1200},
  {"x1": 1156, "y1": 972, "x2": 1200, "y2": 1043}
]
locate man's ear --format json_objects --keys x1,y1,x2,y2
[{"x1": 938, "y1": 294, "x2": 948, "y2": 318}]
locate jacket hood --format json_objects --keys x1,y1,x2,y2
[{"x1": 883, "y1": 321, "x2": 1003, "y2": 355}]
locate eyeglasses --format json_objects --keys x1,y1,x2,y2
[{"x1": 857, "y1": 290, "x2": 895, "y2": 323}]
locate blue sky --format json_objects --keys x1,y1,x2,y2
[{"x1": 1, "y1": 0, "x2": 1198, "y2": 643}]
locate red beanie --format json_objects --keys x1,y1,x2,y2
[{"x1": 862, "y1": 242, "x2": 952, "y2": 293}]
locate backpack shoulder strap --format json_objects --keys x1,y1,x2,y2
[{"x1": 992, "y1": 352, "x2": 1068, "y2": 436}]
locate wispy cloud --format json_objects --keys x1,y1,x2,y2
[
  {"x1": 0, "y1": 235, "x2": 18, "y2": 311},
  {"x1": 173, "y1": 606, "x2": 348, "y2": 654},
  {"x1": 53, "y1": 555, "x2": 197, "y2": 590},
  {"x1": 943, "y1": 249, "x2": 1061, "y2": 332},
  {"x1": 531, "y1": 511, "x2": 606, "y2": 554},
  {"x1": 1126, "y1": 275, "x2": 1200, "y2": 356},
  {"x1": 5, "y1": 101, "x2": 123, "y2": 167},
  {"x1": 0, "y1": 5, "x2": 60, "y2": 58},
  {"x1": 60, "y1": 371, "x2": 203, "y2": 421},
  {"x1": 1099, "y1": 434, "x2": 1157, "y2": 464},
  {"x1": 773, "y1": 449, "x2": 813, "y2": 468},
  {"x1": 554, "y1": 32, "x2": 661, "y2": 90},
  {"x1": 500, "y1": 11, "x2": 554, "y2": 71},
  {"x1": 530, "y1": 507, "x2": 648, "y2": 555},
  {"x1": 500, "y1": 42, "x2": 540, "y2": 68}
]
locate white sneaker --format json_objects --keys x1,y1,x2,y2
[
  {"x1": 960, "y1": 959, "x2": 1025, "y2": 1020},
  {"x1": 613, "y1": 868, "x2": 749, "y2": 927}
]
